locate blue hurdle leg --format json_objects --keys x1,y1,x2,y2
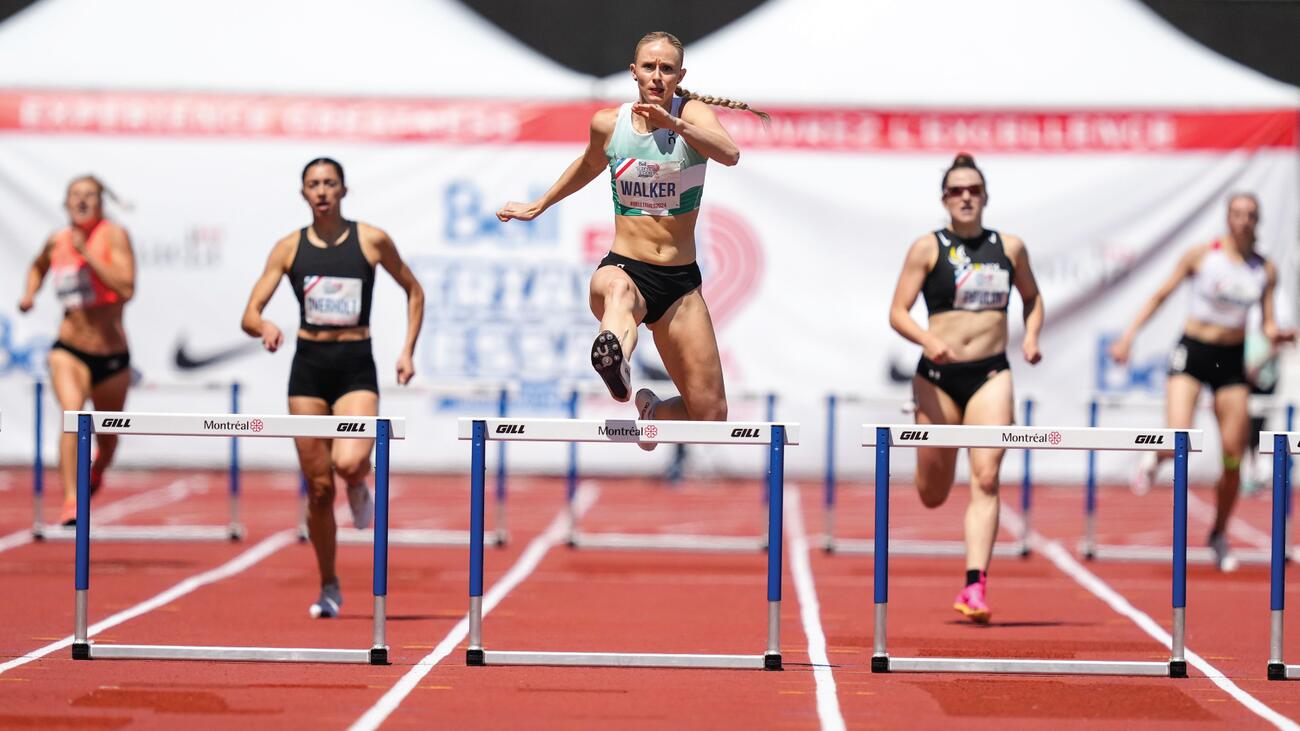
[
  {"x1": 370, "y1": 420, "x2": 391, "y2": 664},
  {"x1": 33, "y1": 380, "x2": 44, "y2": 535},
  {"x1": 1019, "y1": 398, "x2": 1033, "y2": 557},
  {"x1": 1269, "y1": 434, "x2": 1288, "y2": 680},
  {"x1": 228, "y1": 382, "x2": 242, "y2": 540},
  {"x1": 1169, "y1": 431, "x2": 1188, "y2": 678},
  {"x1": 872, "y1": 426, "x2": 891, "y2": 672},
  {"x1": 1083, "y1": 399, "x2": 1099, "y2": 559},
  {"x1": 823, "y1": 394, "x2": 837, "y2": 551},
  {"x1": 494, "y1": 388, "x2": 509, "y2": 545},
  {"x1": 764, "y1": 425, "x2": 785, "y2": 670},
  {"x1": 72, "y1": 413, "x2": 92, "y2": 659},
  {"x1": 467, "y1": 419, "x2": 487, "y2": 666},
  {"x1": 565, "y1": 388, "x2": 580, "y2": 545}
]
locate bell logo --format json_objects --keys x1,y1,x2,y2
[
  {"x1": 496, "y1": 424, "x2": 525, "y2": 434},
  {"x1": 899, "y1": 430, "x2": 929, "y2": 440},
  {"x1": 1135, "y1": 434, "x2": 1164, "y2": 445},
  {"x1": 730, "y1": 428, "x2": 761, "y2": 438},
  {"x1": 101, "y1": 418, "x2": 131, "y2": 428},
  {"x1": 336, "y1": 422, "x2": 366, "y2": 433}
]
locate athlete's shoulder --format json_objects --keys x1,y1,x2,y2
[
  {"x1": 905, "y1": 232, "x2": 941, "y2": 267},
  {"x1": 998, "y1": 232, "x2": 1025, "y2": 256},
  {"x1": 591, "y1": 107, "x2": 619, "y2": 134},
  {"x1": 355, "y1": 221, "x2": 394, "y2": 248}
]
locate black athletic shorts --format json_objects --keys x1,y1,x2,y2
[
  {"x1": 51, "y1": 340, "x2": 130, "y2": 386},
  {"x1": 288, "y1": 338, "x2": 379, "y2": 405},
  {"x1": 916, "y1": 352, "x2": 1011, "y2": 411},
  {"x1": 598, "y1": 251, "x2": 703, "y2": 324},
  {"x1": 1168, "y1": 334, "x2": 1246, "y2": 392}
]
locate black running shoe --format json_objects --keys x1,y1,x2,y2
[{"x1": 591, "y1": 330, "x2": 631, "y2": 402}]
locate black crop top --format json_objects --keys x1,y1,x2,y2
[
  {"x1": 921, "y1": 229, "x2": 1014, "y2": 315},
  {"x1": 289, "y1": 221, "x2": 375, "y2": 331}
]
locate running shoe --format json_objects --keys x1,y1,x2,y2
[
  {"x1": 347, "y1": 481, "x2": 374, "y2": 530},
  {"x1": 309, "y1": 579, "x2": 343, "y2": 618},
  {"x1": 59, "y1": 498, "x2": 78, "y2": 527},
  {"x1": 89, "y1": 464, "x2": 104, "y2": 497},
  {"x1": 591, "y1": 330, "x2": 631, "y2": 402},
  {"x1": 635, "y1": 388, "x2": 661, "y2": 452},
  {"x1": 953, "y1": 578, "x2": 991, "y2": 624},
  {"x1": 1208, "y1": 531, "x2": 1239, "y2": 573},
  {"x1": 1130, "y1": 451, "x2": 1158, "y2": 496}
]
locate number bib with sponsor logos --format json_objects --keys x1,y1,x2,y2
[
  {"x1": 302, "y1": 275, "x2": 363, "y2": 327},
  {"x1": 52, "y1": 265, "x2": 97, "y2": 309},
  {"x1": 612, "y1": 159, "x2": 683, "y2": 214},
  {"x1": 953, "y1": 266, "x2": 1011, "y2": 310}
]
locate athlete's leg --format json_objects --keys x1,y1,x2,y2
[
  {"x1": 910, "y1": 376, "x2": 962, "y2": 509},
  {"x1": 88, "y1": 369, "x2": 130, "y2": 487},
  {"x1": 589, "y1": 266, "x2": 648, "y2": 357},
  {"x1": 331, "y1": 390, "x2": 378, "y2": 529},
  {"x1": 644, "y1": 289, "x2": 726, "y2": 421},
  {"x1": 1211, "y1": 384, "x2": 1250, "y2": 536},
  {"x1": 1135, "y1": 374, "x2": 1201, "y2": 493},
  {"x1": 48, "y1": 349, "x2": 92, "y2": 511},
  {"x1": 960, "y1": 370, "x2": 1014, "y2": 572},
  {"x1": 290, "y1": 396, "x2": 338, "y2": 587}
]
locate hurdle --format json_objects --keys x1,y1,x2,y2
[
  {"x1": 868, "y1": 423, "x2": 1202, "y2": 677},
  {"x1": 66, "y1": 410, "x2": 401, "y2": 664},
  {"x1": 33, "y1": 380, "x2": 245, "y2": 542},
  {"x1": 330, "y1": 381, "x2": 517, "y2": 547},
  {"x1": 823, "y1": 394, "x2": 1035, "y2": 558},
  {"x1": 1262, "y1": 432, "x2": 1298, "y2": 680},
  {"x1": 1081, "y1": 393, "x2": 1294, "y2": 563},
  {"x1": 565, "y1": 383, "x2": 779, "y2": 552},
  {"x1": 461, "y1": 416, "x2": 797, "y2": 670}
]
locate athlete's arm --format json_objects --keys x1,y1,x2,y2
[
  {"x1": 1260, "y1": 260, "x2": 1296, "y2": 345},
  {"x1": 496, "y1": 109, "x2": 616, "y2": 222},
  {"x1": 646, "y1": 99, "x2": 740, "y2": 166},
  {"x1": 365, "y1": 224, "x2": 424, "y2": 385},
  {"x1": 1109, "y1": 245, "x2": 1205, "y2": 364},
  {"x1": 240, "y1": 235, "x2": 295, "y2": 353},
  {"x1": 76, "y1": 224, "x2": 136, "y2": 301},
  {"x1": 18, "y1": 235, "x2": 54, "y2": 313},
  {"x1": 1007, "y1": 236, "x2": 1044, "y2": 365},
  {"x1": 888, "y1": 235, "x2": 954, "y2": 363}
]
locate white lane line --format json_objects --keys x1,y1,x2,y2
[
  {"x1": 349, "y1": 483, "x2": 600, "y2": 731},
  {"x1": 785, "y1": 485, "x2": 846, "y2": 731},
  {"x1": 0, "y1": 529, "x2": 296, "y2": 674},
  {"x1": 1001, "y1": 507, "x2": 1298, "y2": 731},
  {"x1": 0, "y1": 477, "x2": 201, "y2": 554}
]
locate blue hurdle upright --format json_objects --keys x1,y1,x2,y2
[
  {"x1": 1262, "y1": 432, "x2": 1298, "y2": 680},
  {"x1": 33, "y1": 379, "x2": 244, "y2": 542},
  {"x1": 867, "y1": 423, "x2": 1202, "y2": 677},
  {"x1": 823, "y1": 394, "x2": 1035, "y2": 558},
  {"x1": 67, "y1": 410, "x2": 401, "y2": 664},
  {"x1": 461, "y1": 416, "x2": 797, "y2": 670}
]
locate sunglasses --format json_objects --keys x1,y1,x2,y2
[{"x1": 944, "y1": 184, "x2": 985, "y2": 198}]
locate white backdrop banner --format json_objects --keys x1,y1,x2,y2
[{"x1": 0, "y1": 93, "x2": 1296, "y2": 484}]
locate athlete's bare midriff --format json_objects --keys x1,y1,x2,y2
[
  {"x1": 57, "y1": 303, "x2": 128, "y2": 354},
  {"x1": 1183, "y1": 317, "x2": 1246, "y2": 346},
  {"x1": 610, "y1": 210, "x2": 699, "y2": 266},
  {"x1": 927, "y1": 310, "x2": 1009, "y2": 361}
]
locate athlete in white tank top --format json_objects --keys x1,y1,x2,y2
[{"x1": 1110, "y1": 194, "x2": 1293, "y2": 571}]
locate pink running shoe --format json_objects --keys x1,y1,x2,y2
[{"x1": 953, "y1": 578, "x2": 991, "y2": 624}]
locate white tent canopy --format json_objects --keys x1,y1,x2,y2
[
  {"x1": 0, "y1": 0, "x2": 596, "y2": 99},
  {"x1": 596, "y1": 0, "x2": 1300, "y2": 107}
]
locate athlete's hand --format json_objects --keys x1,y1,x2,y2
[
  {"x1": 496, "y1": 201, "x2": 542, "y2": 222},
  {"x1": 260, "y1": 321, "x2": 283, "y2": 353},
  {"x1": 631, "y1": 102, "x2": 681, "y2": 132},
  {"x1": 922, "y1": 337, "x2": 955, "y2": 365},
  {"x1": 1269, "y1": 328, "x2": 1297, "y2": 346},
  {"x1": 1107, "y1": 337, "x2": 1132, "y2": 365},
  {"x1": 69, "y1": 227, "x2": 87, "y2": 254},
  {"x1": 1022, "y1": 337, "x2": 1042, "y2": 365},
  {"x1": 396, "y1": 352, "x2": 415, "y2": 385},
  {"x1": 17, "y1": 295, "x2": 34, "y2": 313}
]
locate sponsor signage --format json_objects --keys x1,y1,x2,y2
[{"x1": 898, "y1": 430, "x2": 929, "y2": 441}]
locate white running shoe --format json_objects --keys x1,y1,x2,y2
[
  {"x1": 347, "y1": 481, "x2": 374, "y2": 530},
  {"x1": 1208, "y1": 531, "x2": 1239, "y2": 573},
  {"x1": 309, "y1": 579, "x2": 343, "y2": 618},
  {"x1": 1130, "y1": 451, "x2": 1158, "y2": 496},
  {"x1": 635, "y1": 388, "x2": 661, "y2": 452}
]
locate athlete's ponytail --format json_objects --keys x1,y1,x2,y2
[
  {"x1": 634, "y1": 31, "x2": 770, "y2": 122},
  {"x1": 68, "y1": 174, "x2": 133, "y2": 212},
  {"x1": 941, "y1": 152, "x2": 985, "y2": 192}
]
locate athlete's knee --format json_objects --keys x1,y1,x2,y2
[
  {"x1": 333, "y1": 455, "x2": 371, "y2": 485},
  {"x1": 917, "y1": 486, "x2": 948, "y2": 509},
  {"x1": 305, "y1": 479, "x2": 336, "y2": 511},
  {"x1": 1222, "y1": 452, "x2": 1243, "y2": 472},
  {"x1": 686, "y1": 393, "x2": 727, "y2": 421},
  {"x1": 971, "y1": 465, "x2": 1001, "y2": 496},
  {"x1": 602, "y1": 276, "x2": 634, "y2": 304}
]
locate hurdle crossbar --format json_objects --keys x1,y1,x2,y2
[
  {"x1": 1082, "y1": 396, "x2": 1293, "y2": 564},
  {"x1": 65, "y1": 411, "x2": 402, "y2": 665},
  {"x1": 460, "y1": 417, "x2": 796, "y2": 670},
  {"x1": 33, "y1": 382, "x2": 247, "y2": 542},
  {"x1": 865, "y1": 423, "x2": 1201, "y2": 678},
  {"x1": 826, "y1": 397, "x2": 1034, "y2": 558},
  {"x1": 1260, "y1": 433, "x2": 1300, "y2": 680}
]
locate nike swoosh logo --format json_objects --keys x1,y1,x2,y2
[{"x1": 174, "y1": 338, "x2": 262, "y2": 370}]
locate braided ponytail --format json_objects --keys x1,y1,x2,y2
[{"x1": 634, "y1": 31, "x2": 770, "y2": 122}]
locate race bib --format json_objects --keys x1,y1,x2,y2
[
  {"x1": 613, "y1": 158, "x2": 682, "y2": 213},
  {"x1": 52, "y1": 265, "x2": 95, "y2": 309},
  {"x1": 953, "y1": 266, "x2": 1010, "y2": 310},
  {"x1": 303, "y1": 276, "x2": 363, "y2": 326}
]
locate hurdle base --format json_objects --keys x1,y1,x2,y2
[
  {"x1": 882, "y1": 656, "x2": 1172, "y2": 676},
  {"x1": 476, "y1": 650, "x2": 768, "y2": 669},
  {"x1": 336, "y1": 527, "x2": 493, "y2": 547},
  {"x1": 871, "y1": 655, "x2": 889, "y2": 673},
  {"x1": 35, "y1": 524, "x2": 240, "y2": 543},
  {"x1": 1081, "y1": 543, "x2": 1275, "y2": 566},
  {"x1": 568, "y1": 532, "x2": 766, "y2": 553},
  {"x1": 826, "y1": 538, "x2": 1027, "y2": 558},
  {"x1": 1268, "y1": 662, "x2": 1299, "y2": 680},
  {"x1": 1169, "y1": 660, "x2": 1187, "y2": 678},
  {"x1": 466, "y1": 648, "x2": 485, "y2": 666},
  {"x1": 369, "y1": 646, "x2": 389, "y2": 665},
  {"x1": 72, "y1": 641, "x2": 91, "y2": 660},
  {"x1": 82, "y1": 643, "x2": 375, "y2": 663},
  {"x1": 764, "y1": 652, "x2": 782, "y2": 671}
]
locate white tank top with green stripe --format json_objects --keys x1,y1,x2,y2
[{"x1": 605, "y1": 97, "x2": 707, "y2": 217}]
